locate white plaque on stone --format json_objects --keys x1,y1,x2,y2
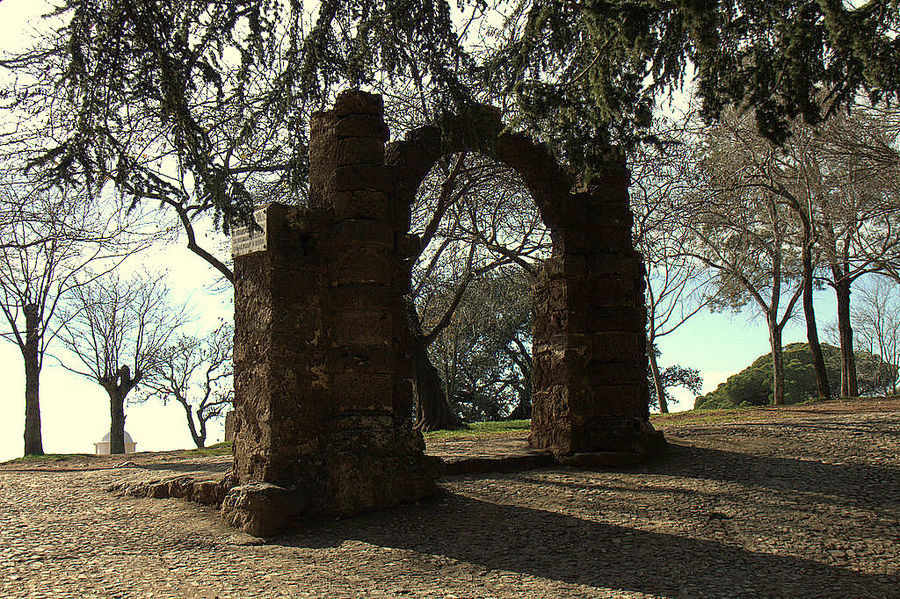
[{"x1": 231, "y1": 206, "x2": 269, "y2": 256}]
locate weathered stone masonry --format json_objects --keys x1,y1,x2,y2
[{"x1": 224, "y1": 90, "x2": 663, "y2": 535}]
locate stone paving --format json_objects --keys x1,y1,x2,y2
[{"x1": 1, "y1": 399, "x2": 898, "y2": 598}]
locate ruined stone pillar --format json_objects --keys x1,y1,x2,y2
[
  {"x1": 224, "y1": 91, "x2": 439, "y2": 536},
  {"x1": 530, "y1": 165, "x2": 664, "y2": 463}
]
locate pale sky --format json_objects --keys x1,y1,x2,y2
[{"x1": 0, "y1": 0, "x2": 853, "y2": 461}]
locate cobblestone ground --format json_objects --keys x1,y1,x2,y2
[{"x1": 1, "y1": 400, "x2": 898, "y2": 598}]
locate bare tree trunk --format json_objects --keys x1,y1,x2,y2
[
  {"x1": 801, "y1": 242, "x2": 830, "y2": 400},
  {"x1": 834, "y1": 279, "x2": 859, "y2": 397},
  {"x1": 404, "y1": 299, "x2": 462, "y2": 431},
  {"x1": 411, "y1": 333, "x2": 463, "y2": 431},
  {"x1": 194, "y1": 410, "x2": 207, "y2": 449},
  {"x1": 768, "y1": 318, "x2": 785, "y2": 405},
  {"x1": 182, "y1": 403, "x2": 205, "y2": 448},
  {"x1": 106, "y1": 366, "x2": 139, "y2": 454},
  {"x1": 507, "y1": 368, "x2": 532, "y2": 420},
  {"x1": 22, "y1": 304, "x2": 43, "y2": 456},
  {"x1": 648, "y1": 348, "x2": 669, "y2": 413},
  {"x1": 507, "y1": 391, "x2": 532, "y2": 420},
  {"x1": 108, "y1": 389, "x2": 127, "y2": 454}
]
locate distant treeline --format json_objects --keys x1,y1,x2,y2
[{"x1": 695, "y1": 343, "x2": 899, "y2": 409}]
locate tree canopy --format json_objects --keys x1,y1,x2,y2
[
  {"x1": 3, "y1": 0, "x2": 898, "y2": 229},
  {"x1": 500, "y1": 0, "x2": 900, "y2": 156}
]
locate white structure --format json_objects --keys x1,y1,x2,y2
[{"x1": 94, "y1": 431, "x2": 137, "y2": 455}]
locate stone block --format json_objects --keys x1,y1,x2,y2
[
  {"x1": 221, "y1": 483, "x2": 307, "y2": 537},
  {"x1": 587, "y1": 331, "x2": 646, "y2": 362},
  {"x1": 532, "y1": 350, "x2": 567, "y2": 389},
  {"x1": 334, "y1": 136, "x2": 385, "y2": 166},
  {"x1": 332, "y1": 219, "x2": 394, "y2": 248},
  {"x1": 191, "y1": 480, "x2": 224, "y2": 506},
  {"x1": 329, "y1": 246, "x2": 394, "y2": 286},
  {"x1": 323, "y1": 413, "x2": 421, "y2": 454},
  {"x1": 529, "y1": 391, "x2": 574, "y2": 456},
  {"x1": 270, "y1": 306, "x2": 322, "y2": 342},
  {"x1": 533, "y1": 276, "x2": 565, "y2": 303},
  {"x1": 404, "y1": 125, "x2": 441, "y2": 148},
  {"x1": 220, "y1": 413, "x2": 233, "y2": 445},
  {"x1": 333, "y1": 114, "x2": 390, "y2": 140},
  {"x1": 539, "y1": 256, "x2": 566, "y2": 280},
  {"x1": 579, "y1": 227, "x2": 633, "y2": 251},
  {"x1": 583, "y1": 306, "x2": 644, "y2": 332},
  {"x1": 332, "y1": 164, "x2": 394, "y2": 192},
  {"x1": 569, "y1": 384, "x2": 646, "y2": 416},
  {"x1": 148, "y1": 482, "x2": 170, "y2": 499},
  {"x1": 302, "y1": 453, "x2": 440, "y2": 518},
  {"x1": 332, "y1": 190, "x2": 390, "y2": 220},
  {"x1": 397, "y1": 233, "x2": 421, "y2": 259},
  {"x1": 331, "y1": 309, "x2": 393, "y2": 347},
  {"x1": 328, "y1": 283, "x2": 395, "y2": 310},
  {"x1": 583, "y1": 252, "x2": 643, "y2": 276},
  {"x1": 329, "y1": 346, "x2": 396, "y2": 374},
  {"x1": 225, "y1": 92, "x2": 662, "y2": 536},
  {"x1": 581, "y1": 200, "x2": 633, "y2": 228},
  {"x1": 584, "y1": 361, "x2": 647, "y2": 386},
  {"x1": 332, "y1": 372, "x2": 395, "y2": 411},
  {"x1": 333, "y1": 89, "x2": 384, "y2": 117},
  {"x1": 533, "y1": 308, "x2": 567, "y2": 339}
]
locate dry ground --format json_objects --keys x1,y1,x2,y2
[{"x1": 1, "y1": 399, "x2": 898, "y2": 598}]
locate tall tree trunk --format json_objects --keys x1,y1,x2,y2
[
  {"x1": 109, "y1": 389, "x2": 127, "y2": 454},
  {"x1": 404, "y1": 300, "x2": 462, "y2": 431},
  {"x1": 105, "y1": 366, "x2": 140, "y2": 454},
  {"x1": 183, "y1": 403, "x2": 205, "y2": 449},
  {"x1": 505, "y1": 343, "x2": 532, "y2": 419},
  {"x1": 834, "y1": 279, "x2": 859, "y2": 397},
  {"x1": 195, "y1": 409, "x2": 207, "y2": 449},
  {"x1": 411, "y1": 333, "x2": 463, "y2": 431},
  {"x1": 507, "y1": 375, "x2": 532, "y2": 419},
  {"x1": 22, "y1": 304, "x2": 43, "y2": 456},
  {"x1": 801, "y1": 241, "x2": 830, "y2": 400},
  {"x1": 768, "y1": 318, "x2": 785, "y2": 405},
  {"x1": 507, "y1": 393, "x2": 532, "y2": 420},
  {"x1": 648, "y1": 347, "x2": 669, "y2": 413}
]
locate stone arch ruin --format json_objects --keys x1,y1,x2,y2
[{"x1": 223, "y1": 90, "x2": 664, "y2": 535}]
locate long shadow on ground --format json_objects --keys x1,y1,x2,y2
[
  {"x1": 276, "y1": 492, "x2": 896, "y2": 598},
  {"x1": 668, "y1": 418, "x2": 900, "y2": 439},
  {"x1": 631, "y1": 444, "x2": 900, "y2": 511},
  {"x1": 268, "y1": 442, "x2": 899, "y2": 597}
]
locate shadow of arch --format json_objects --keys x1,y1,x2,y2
[{"x1": 278, "y1": 493, "x2": 896, "y2": 597}]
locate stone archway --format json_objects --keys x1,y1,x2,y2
[{"x1": 223, "y1": 90, "x2": 664, "y2": 535}]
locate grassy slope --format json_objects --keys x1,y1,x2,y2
[
  {"x1": 3, "y1": 453, "x2": 93, "y2": 464},
  {"x1": 423, "y1": 420, "x2": 531, "y2": 440}
]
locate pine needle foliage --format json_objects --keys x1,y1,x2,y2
[
  {"x1": 494, "y1": 0, "x2": 900, "y2": 161},
  {"x1": 2, "y1": 1, "x2": 898, "y2": 225},
  {"x1": 3, "y1": 0, "x2": 473, "y2": 230}
]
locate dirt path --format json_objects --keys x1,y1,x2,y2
[{"x1": 1, "y1": 400, "x2": 898, "y2": 598}]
